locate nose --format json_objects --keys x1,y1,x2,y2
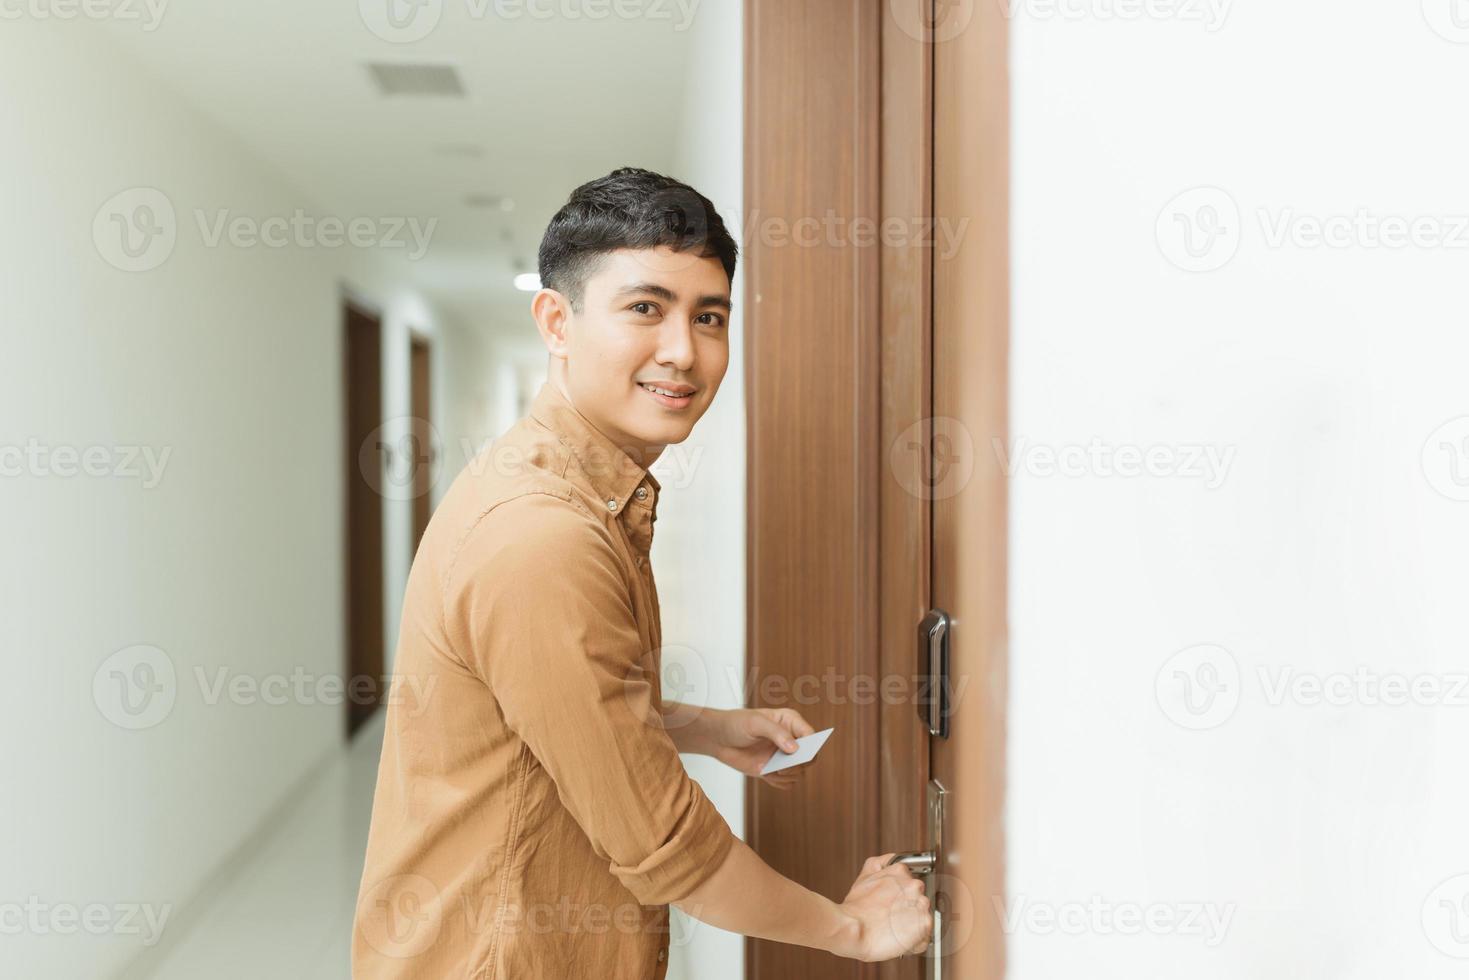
[{"x1": 654, "y1": 315, "x2": 696, "y2": 372}]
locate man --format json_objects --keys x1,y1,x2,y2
[{"x1": 353, "y1": 167, "x2": 931, "y2": 978}]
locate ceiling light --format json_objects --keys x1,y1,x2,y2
[
  {"x1": 366, "y1": 63, "x2": 466, "y2": 97},
  {"x1": 514, "y1": 273, "x2": 542, "y2": 292}
]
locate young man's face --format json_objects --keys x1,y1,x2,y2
[{"x1": 538, "y1": 245, "x2": 732, "y2": 462}]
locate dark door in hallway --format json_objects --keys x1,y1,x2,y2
[
  {"x1": 410, "y1": 335, "x2": 434, "y2": 554},
  {"x1": 344, "y1": 300, "x2": 385, "y2": 737}
]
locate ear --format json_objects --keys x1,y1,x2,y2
[{"x1": 531, "y1": 288, "x2": 574, "y2": 358}]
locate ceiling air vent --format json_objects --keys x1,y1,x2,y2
[{"x1": 366, "y1": 63, "x2": 466, "y2": 97}]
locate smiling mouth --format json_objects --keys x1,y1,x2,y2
[{"x1": 638, "y1": 382, "x2": 696, "y2": 408}]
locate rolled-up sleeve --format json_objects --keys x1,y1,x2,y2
[{"x1": 442, "y1": 491, "x2": 735, "y2": 906}]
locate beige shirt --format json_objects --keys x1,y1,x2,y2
[{"x1": 353, "y1": 382, "x2": 735, "y2": 979}]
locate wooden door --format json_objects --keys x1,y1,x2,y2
[
  {"x1": 344, "y1": 301, "x2": 385, "y2": 737},
  {"x1": 746, "y1": 1, "x2": 1008, "y2": 977},
  {"x1": 745, "y1": 2, "x2": 881, "y2": 977}
]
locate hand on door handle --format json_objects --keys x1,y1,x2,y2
[{"x1": 887, "y1": 850, "x2": 936, "y2": 875}]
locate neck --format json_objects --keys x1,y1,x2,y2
[{"x1": 548, "y1": 372, "x2": 665, "y2": 470}]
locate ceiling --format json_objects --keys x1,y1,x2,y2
[{"x1": 98, "y1": 0, "x2": 697, "y2": 327}]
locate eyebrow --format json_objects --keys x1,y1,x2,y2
[{"x1": 612, "y1": 281, "x2": 733, "y2": 312}]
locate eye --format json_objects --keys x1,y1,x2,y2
[
  {"x1": 630, "y1": 301, "x2": 658, "y2": 316},
  {"x1": 695, "y1": 312, "x2": 726, "y2": 327}
]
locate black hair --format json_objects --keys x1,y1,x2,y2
[{"x1": 536, "y1": 167, "x2": 738, "y2": 310}]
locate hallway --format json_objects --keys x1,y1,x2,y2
[
  {"x1": 2, "y1": 4, "x2": 744, "y2": 978},
  {"x1": 130, "y1": 716, "x2": 385, "y2": 980}
]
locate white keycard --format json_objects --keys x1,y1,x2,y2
[{"x1": 759, "y1": 727, "x2": 834, "y2": 775}]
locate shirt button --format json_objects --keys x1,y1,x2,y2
[
  {"x1": 657, "y1": 948, "x2": 667, "y2": 963},
  {"x1": 635, "y1": 487, "x2": 649, "y2": 501},
  {"x1": 606, "y1": 498, "x2": 618, "y2": 512}
]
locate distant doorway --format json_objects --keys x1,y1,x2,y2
[
  {"x1": 410, "y1": 335, "x2": 434, "y2": 553},
  {"x1": 343, "y1": 300, "x2": 385, "y2": 738}
]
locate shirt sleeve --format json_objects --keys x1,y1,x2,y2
[{"x1": 442, "y1": 490, "x2": 736, "y2": 906}]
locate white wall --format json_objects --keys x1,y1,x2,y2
[
  {"x1": 0, "y1": 21, "x2": 455, "y2": 978},
  {"x1": 435, "y1": 300, "x2": 548, "y2": 495},
  {"x1": 1009, "y1": 4, "x2": 1469, "y2": 977},
  {"x1": 661, "y1": 1, "x2": 746, "y2": 976}
]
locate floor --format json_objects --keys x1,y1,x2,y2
[
  {"x1": 128, "y1": 711, "x2": 713, "y2": 980},
  {"x1": 139, "y1": 713, "x2": 385, "y2": 980}
]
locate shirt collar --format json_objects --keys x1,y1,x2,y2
[{"x1": 528, "y1": 382, "x2": 657, "y2": 515}]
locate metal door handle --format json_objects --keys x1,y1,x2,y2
[
  {"x1": 887, "y1": 850, "x2": 936, "y2": 875},
  {"x1": 917, "y1": 609, "x2": 951, "y2": 738}
]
